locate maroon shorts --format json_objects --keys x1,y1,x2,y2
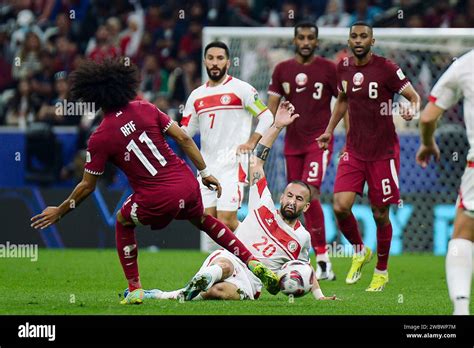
[
  {"x1": 333, "y1": 152, "x2": 400, "y2": 207},
  {"x1": 285, "y1": 140, "x2": 333, "y2": 189},
  {"x1": 120, "y1": 178, "x2": 204, "y2": 230}
]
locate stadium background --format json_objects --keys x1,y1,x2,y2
[{"x1": 0, "y1": 0, "x2": 473, "y2": 256}]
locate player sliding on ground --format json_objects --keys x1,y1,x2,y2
[
  {"x1": 133, "y1": 101, "x2": 337, "y2": 301},
  {"x1": 317, "y1": 22, "x2": 421, "y2": 291},
  {"x1": 30, "y1": 58, "x2": 279, "y2": 304}
]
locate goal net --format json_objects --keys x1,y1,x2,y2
[{"x1": 201, "y1": 27, "x2": 474, "y2": 254}]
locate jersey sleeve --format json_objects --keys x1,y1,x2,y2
[
  {"x1": 180, "y1": 92, "x2": 199, "y2": 137},
  {"x1": 241, "y1": 81, "x2": 268, "y2": 118},
  {"x1": 248, "y1": 177, "x2": 275, "y2": 212},
  {"x1": 84, "y1": 131, "x2": 108, "y2": 176},
  {"x1": 156, "y1": 106, "x2": 174, "y2": 133},
  {"x1": 268, "y1": 63, "x2": 283, "y2": 97},
  {"x1": 336, "y1": 60, "x2": 347, "y2": 95},
  {"x1": 328, "y1": 61, "x2": 338, "y2": 97},
  {"x1": 297, "y1": 233, "x2": 311, "y2": 263},
  {"x1": 385, "y1": 59, "x2": 411, "y2": 94},
  {"x1": 429, "y1": 60, "x2": 462, "y2": 110}
]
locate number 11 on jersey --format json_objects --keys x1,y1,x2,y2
[{"x1": 126, "y1": 131, "x2": 167, "y2": 176}]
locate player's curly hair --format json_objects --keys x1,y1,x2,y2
[{"x1": 70, "y1": 58, "x2": 139, "y2": 111}]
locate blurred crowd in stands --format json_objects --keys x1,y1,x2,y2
[{"x1": 0, "y1": 0, "x2": 472, "y2": 185}]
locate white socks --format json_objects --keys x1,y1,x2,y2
[
  {"x1": 316, "y1": 252, "x2": 329, "y2": 263},
  {"x1": 200, "y1": 264, "x2": 224, "y2": 289},
  {"x1": 446, "y1": 238, "x2": 473, "y2": 315}
]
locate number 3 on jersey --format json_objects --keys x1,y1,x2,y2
[{"x1": 126, "y1": 131, "x2": 167, "y2": 176}]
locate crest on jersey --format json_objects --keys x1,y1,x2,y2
[
  {"x1": 295, "y1": 73, "x2": 308, "y2": 86},
  {"x1": 220, "y1": 94, "x2": 231, "y2": 105},
  {"x1": 353, "y1": 72, "x2": 364, "y2": 86},
  {"x1": 282, "y1": 82, "x2": 290, "y2": 94},
  {"x1": 287, "y1": 240, "x2": 298, "y2": 252}
]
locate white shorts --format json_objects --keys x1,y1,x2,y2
[
  {"x1": 198, "y1": 249, "x2": 262, "y2": 300},
  {"x1": 199, "y1": 176, "x2": 244, "y2": 211},
  {"x1": 457, "y1": 166, "x2": 474, "y2": 213}
]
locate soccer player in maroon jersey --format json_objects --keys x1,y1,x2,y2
[
  {"x1": 268, "y1": 22, "x2": 338, "y2": 281},
  {"x1": 30, "y1": 58, "x2": 279, "y2": 303},
  {"x1": 317, "y1": 22, "x2": 420, "y2": 291}
]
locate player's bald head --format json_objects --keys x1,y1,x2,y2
[{"x1": 285, "y1": 180, "x2": 312, "y2": 203}]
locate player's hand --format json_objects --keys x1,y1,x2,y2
[
  {"x1": 202, "y1": 175, "x2": 222, "y2": 198},
  {"x1": 30, "y1": 206, "x2": 61, "y2": 229},
  {"x1": 316, "y1": 132, "x2": 332, "y2": 150},
  {"x1": 399, "y1": 103, "x2": 416, "y2": 121},
  {"x1": 274, "y1": 101, "x2": 299, "y2": 128},
  {"x1": 416, "y1": 143, "x2": 440, "y2": 168},
  {"x1": 318, "y1": 295, "x2": 340, "y2": 301},
  {"x1": 236, "y1": 142, "x2": 254, "y2": 155}
]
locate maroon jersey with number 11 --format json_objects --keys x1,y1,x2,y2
[{"x1": 84, "y1": 99, "x2": 203, "y2": 228}]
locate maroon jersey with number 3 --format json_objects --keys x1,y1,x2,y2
[
  {"x1": 337, "y1": 54, "x2": 411, "y2": 161},
  {"x1": 84, "y1": 100, "x2": 196, "y2": 204},
  {"x1": 268, "y1": 57, "x2": 337, "y2": 155}
]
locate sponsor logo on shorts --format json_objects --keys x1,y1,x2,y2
[{"x1": 382, "y1": 196, "x2": 393, "y2": 203}]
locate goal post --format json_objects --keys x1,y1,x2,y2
[{"x1": 200, "y1": 27, "x2": 474, "y2": 254}]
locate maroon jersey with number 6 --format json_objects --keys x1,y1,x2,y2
[
  {"x1": 337, "y1": 54, "x2": 411, "y2": 161},
  {"x1": 268, "y1": 57, "x2": 337, "y2": 155},
  {"x1": 84, "y1": 100, "x2": 203, "y2": 227}
]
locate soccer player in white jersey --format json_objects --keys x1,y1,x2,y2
[
  {"x1": 181, "y1": 41, "x2": 274, "y2": 235},
  {"x1": 416, "y1": 49, "x2": 474, "y2": 315},
  {"x1": 139, "y1": 102, "x2": 337, "y2": 301}
]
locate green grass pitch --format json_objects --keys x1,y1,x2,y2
[{"x1": 0, "y1": 249, "x2": 469, "y2": 315}]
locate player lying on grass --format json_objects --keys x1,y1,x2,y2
[
  {"x1": 127, "y1": 101, "x2": 337, "y2": 301},
  {"x1": 30, "y1": 58, "x2": 279, "y2": 304}
]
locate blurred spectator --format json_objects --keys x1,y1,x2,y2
[
  {"x1": 37, "y1": 71, "x2": 80, "y2": 126},
  {"x1": 178, "y1": 20, "x2": 203, "y2": 63},
  {"x1": 87, "y1": 25, "x2": 120, "y2": 62},
  {"x1": 106, "y1": 17, "x2": 122, "y2": 47},
  {"x1": 168, "y1": 58, "x2": 200, "y2": 108},
  {"x1": 140, "y1": 54, "x2": 169, "y2": 101},
  {"x1": 317, "y1": 0, "x2": 351, "y2": 27},
  {"x1": 54, "y1": 35, "x2": 78, "y2": 72},
  {"x1": 423, "y1": 0, "x2": 456, "y2": 28},
  {"x1": 349, "y1": 0, "x2": 383, "y2": 25},
  {"x1": 12, "y1": 31, "x2": 43, "y2": 80},
  {"x1": 10, "y1": 9, "x2": 44, "y2": 56},
  {"x1": 30, "y1": 50, "x2": 56, "y2": 101},
  {"x1": 119, "y1": 0, "x2": 145, "y2": 59},
  {"x1": 4, "y1": 78, "x2": 41, "y2": 128}
]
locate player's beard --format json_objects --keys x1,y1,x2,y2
[
  {"x1": 280, "y1": 203, "x2": 300, "y2": 221},
  {"x1": 206, "y1": 66, "x2": 227, "y2": 82},
  {"x1": 351, "y1": 45, "x2": 371, "y2": 59}
]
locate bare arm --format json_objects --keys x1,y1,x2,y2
[
  {"x1": 167, "y1": 121, "x2": 222, "y2": 195},
  {"x1": 267, "y1": 94, "x2": 281, "y2": 118},
  {"x1": 399, "y1": 84, "x2": 421, "y2": 121},
  {"x1": 416, "y1": 102, "x2": 443, "y2": 168},
  {"x1": 31, "y1": 171, "x2": 99, "y2": 229},
  {"x1": 316, "y1": 92, "x2": 348, "y2": 149},
  {"x1": 249, "y1": 102, "x2": 299, "y2": 185}
]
